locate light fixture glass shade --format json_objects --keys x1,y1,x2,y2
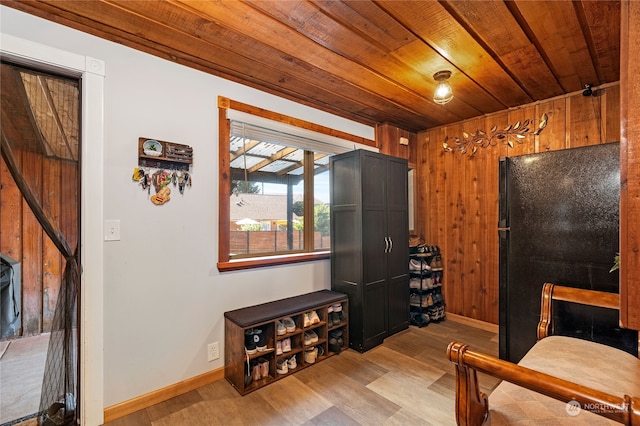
[{"x1": 433, "y1": 70, "x2": 453, "y2": 105}]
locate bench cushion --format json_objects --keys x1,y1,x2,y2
[{"x1": 488, "y1": 336, "x2": 640, "y2": 425}]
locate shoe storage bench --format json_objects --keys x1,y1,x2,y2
[{"x1": 224, "y1": 290, "x2": 349, "y2": 395}]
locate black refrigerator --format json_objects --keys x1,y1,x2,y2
[{"x1": 499, "y1": 143, "x2": 637, "y2": 363}]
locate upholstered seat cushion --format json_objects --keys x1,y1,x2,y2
[{"x1": 488, "y1": 336, "x2": 640, "y2": 425}]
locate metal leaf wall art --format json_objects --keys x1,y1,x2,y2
[{"x1": 443, "y1": 113, "x2": 549, "y2": 157}]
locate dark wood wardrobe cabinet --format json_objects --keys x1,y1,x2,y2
[{"x1": 330, "y1": 149, "x2": 409, "y2": 352}]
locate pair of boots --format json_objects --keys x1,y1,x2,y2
[
  {"x1": 328, "y1": 329, "x2": 344, "y2": 353},
  {"x1": 244, "y1": 357, "x2": 268, "y2": 386}
]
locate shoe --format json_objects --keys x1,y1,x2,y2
[
  {"x1": 329, "y1": 336, "x2": 341, "y2": 353},
  {"x1": 327, "y1": 305, "x2": 334, "y2": 326},
  {"x1": 309, "y1": 310, "x2": 320, "y2": 324},
  {"x1": 409, "y1": 258, "x2": 424, "y2": 271},
  {"x1": 276, "y1": 359, "x2": 288, "y2": 375},
  {"x1": 304, "y1": 347, "x2": 317, "y2": 364},
  {"x1": 431, "y1": 255, "x2": 443, "y2": 271},
  {"x1": 244, "y1": 329, "x2": 257, "y2": 354},
  {"x1": 316, "y1": 345, "x2": 325, "y2": 357},
  {"x1": 253, "y1": 328, "x2": 267, "y2": 352},
  {"x1": 333, "y1": 303, "x2": 344, "y2": 322},
  {"x1": 282, "y1": 337, "x2": 291, "y2": 353},
  {"x1": 251, "y1": 361, "x2": 262, "y2": 381},
  {"x1": 282, "y1": 317, "x2": 296, "y2": 333},
  {"x1": 287, "y1": 355, "x2": 297, "y2": 370},
  {"x1": 304, "y1": 330, "x2": 318, "y2": 345},
  {"x1": 258, "y1": 357, "x2": 269, "y2": 378},
  {"x1": 329, "y1": 329, "x2": 343, "y2": 339},
  {"x1": 276, "y1": 340, "x2": 283, "y2": 355},
  {"x1": 330, "y1": 311, "x2": 339, "y2": 326},
  {"x1": 303, "y1": 313, "x2": 311, "y2": 327},
  {"x1": 425, "y1": 277, "x2": 434, "y2": 290},
  {"x1": 434, "y1": 275, "x2": 442, "y2": 287},
  {"x1": 329, "y1": 329, "x2": 344, "y2": 352},
  {"x1": 276, "y1": 320, "x2": 286, "y2": 336}
]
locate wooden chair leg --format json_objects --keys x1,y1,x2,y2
[{"x1": 447, "y1": 342, "x2": 489, "y2": 426}]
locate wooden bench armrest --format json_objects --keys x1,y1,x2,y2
[
  {"x1": 446, "y1": 341, "x2": 640, "y2": 426},
  {"x1": 537, "y1": 283, "x2": 620, "y2": 339}
]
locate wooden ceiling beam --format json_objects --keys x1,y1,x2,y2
[{"x1": 440, "y1": 0, "x2": 564, "y2": 101}]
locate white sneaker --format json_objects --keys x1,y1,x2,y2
[
  {"x1": 309, "y1": 310, "x2": 320, "y2": 324},
  {"x1": 304, "y1": 330, "x2": 318, "y2": 345},
  {"x1": 276, "y1": 359, "x2": 288, "y2": 375},
  {"x1": 409, "y1": 258, "x2": 430, "y2": 271},
  {"x1": 303, "y1": 313, "x2": 311, "y2": 327},
  {"x1": 287, "y1": 355, "x2": 297, "y2": 369},
  {"x1": 282, "y1": 317, "x2": 296, "y2": 333},
  {"x1": 276, "y1": 320, "x2": 286, "y2": 336},
  {"x1": 282, "y1": 337, "x2": 291, "y2": 353},
  {"x1": 276, "y1": 340, "x2": 283, "y2": 355}
]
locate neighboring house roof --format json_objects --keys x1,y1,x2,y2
[{"x1": 230, "y1": 193, "x2": 324, "y2": 222}]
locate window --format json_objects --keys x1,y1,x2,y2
[{"x1": 217, "y1": 97, "x2": 375, "y2": 271}]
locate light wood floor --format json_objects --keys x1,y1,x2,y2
[
  {"x1": 0, "y1": 333, "x2": 49, "y2": 424},
  {"x1": 105, "y1": 319, "x2": 499, "y2": 426}
]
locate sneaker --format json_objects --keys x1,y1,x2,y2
[
  {"x1": 282, "y1": 337, "x2": 291, "y2": 353},
  {"x1": 316, "y1": 345, "x2": 325, "y2": 357},
  {"x1": 258, "y1": 357, "x2": 269, "y2": 378},
  {"x1": 276, "y1": 320, "x2": 286, "y2": 336},
  {"x1": 309, "y1": 310, "x2": 320, "y2": 324},
  {"x1": 276, "y1": 340, "x2": 283, "y2": 355},
  {"x1": 282, "y1": 317, "x2": 296, "y2": 333},
  {"x1": 303, "y1": 312, "x2": 311, "y2": 327},
  {"x1": 287, "y1": 355, "x2": 297, "y2": 370},
  {"x1": 304, "y1": 347, "x2": 317, "y2": 364},
  {"x1": 304, "y1": 330, "x2": 318, "y2": 345},
  {"x1": 409, "y1": 258, "x2": 424, "y2": 271},
  {"x1": 253, "y1": 328, "x2": 267, "y2": 352},
  {"x1": 244, "y1": 329, "x2": 257, "y2": 354},
  {"x1": 276, "y1": 359, "x2": 288, "y2": 375}
]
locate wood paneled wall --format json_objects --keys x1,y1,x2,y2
[
  {"x1": 415, "y1": 83, "x2": 620, "y2": 324},
  {"x1": 0, "y1": 152, "x2": 78, "y2": 337}
]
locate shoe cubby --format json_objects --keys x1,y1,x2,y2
[{"x1": 225, "y1": 290, "x2": 349, "y2": 395}]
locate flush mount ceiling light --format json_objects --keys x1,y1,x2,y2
[{"x1": 433, "y1": 70, "x2": 453, "y2": 105}]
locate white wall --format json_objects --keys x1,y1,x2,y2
[{"x1": 0, "y1": 6, "x2": 373, "y2": 410}]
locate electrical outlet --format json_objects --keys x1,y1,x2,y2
[{"x1": 207, "y1": 341, "x2": 219, "y2": 362}]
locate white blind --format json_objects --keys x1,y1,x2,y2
[{"x1": 227, "y1": 109, "x2": 376, "y2": 154}]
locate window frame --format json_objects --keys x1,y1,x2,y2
[{"x1": 217, "y1": 96, "x2": 375, "y2": 271}]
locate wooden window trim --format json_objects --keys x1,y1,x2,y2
[{"x1": 217, "y1": 96, "x2": 373, "y2": 271}]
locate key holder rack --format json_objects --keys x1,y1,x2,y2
[{"x1": 133, "y1": 137, "x2": 194, "y2": 205}]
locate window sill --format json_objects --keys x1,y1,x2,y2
[{"x1": 217, "y1": 251, "x2": 330, "y2": 272}]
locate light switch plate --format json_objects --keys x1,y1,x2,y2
[{"x1": 104, "y1": 220, "x2": 121, "y2": 241}]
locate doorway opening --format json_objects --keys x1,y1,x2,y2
[{"x1": 0, "y1": 60, "x2": 80, "y2": 425}]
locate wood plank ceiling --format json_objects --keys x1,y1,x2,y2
[{"x1": 2, "y1": 0, "x2": 621, "y2": 133}]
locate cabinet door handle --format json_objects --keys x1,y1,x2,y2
[
  {"x1": 384, "y1": 236, "x2": 389, "y2": 253},
  {"x1": 388, "y1": 237, "x2": 393, "y2": 252}
]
